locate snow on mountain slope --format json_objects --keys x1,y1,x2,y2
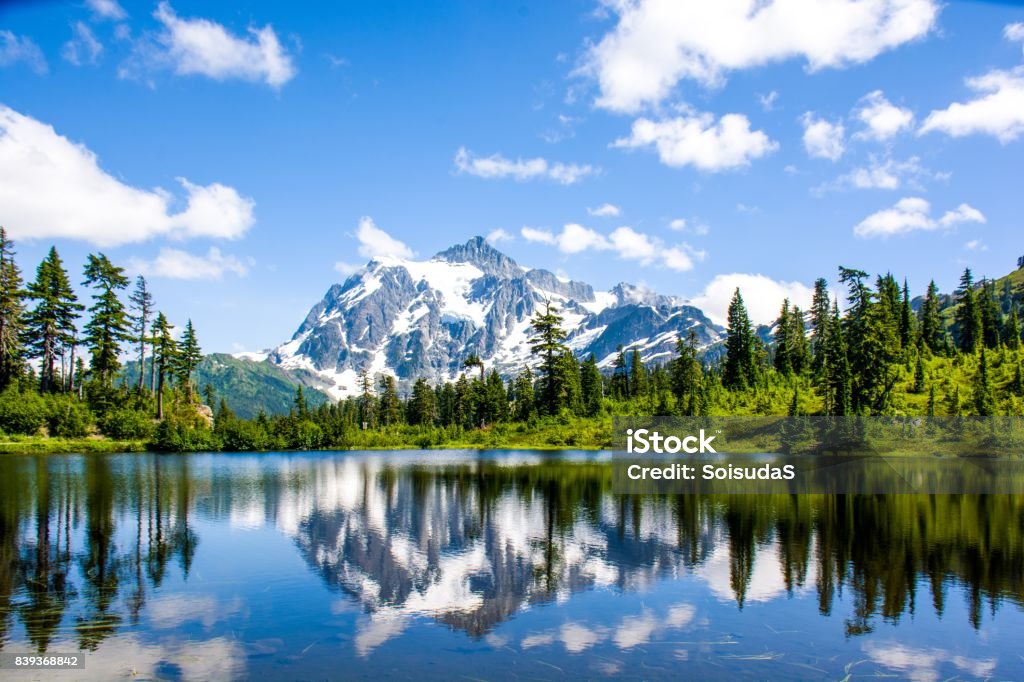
[{"x1": 258, "y1": 237, "x2": 722, "y2": 398}]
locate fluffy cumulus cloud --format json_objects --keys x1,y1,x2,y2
[
  {"x1": 854, "y1": 90, "x2": 914, "y2": 140},
  {"x1": 126, "y1": 3, "x2": 296, "y2": 87},
  {"x1": 612, "y1": 107, "x2": 777, "y2": 171},
  {"x1": 0, "y1": 105, "x2": 254, "y2": 246},
  {"x1": 800, "y1": 113, "x2": 845, "y2": 160},
  {"x1": 355, "y1": 217, "x2": 414, "y2": 259},
  {"x1": 1006, "y1": 22, "x2": 1024, "y2": 48},
  {"x1": 88, "y1": 0, "x2": 127, "y2": 20},
  {"x1": 669, "y1": 218, "x2": 710, "y2": 235},
  {"x1": 0, "y1": 31, "x2": 47, "y2": 74},
  {"x1": 520, "y1": 223, "x2": 703, "y2": 271},
  {"x1": 588, "y1": 203, "x2": 622, "y2": 217},
  {"x1": 919, "y1": 67, "x2": 1024, "y2": 143},
  {"x1": 580, "y1": 0, "x2": 939, "y2": 113},
  {"x1": 690, "y1": 273, "x2": 814, "y2": 326},
  {"x1": 129, "y1": 247, "x2": 248, "y2": 279},
  {"x1": 62, "y1": 22, "x2": 104, "y2": 66},
  {"x1": 853, "y1": 197, "x2": 985, "y2": 238},
  {"x1": 453, "y1": 147, "x2": 596, "y2": 185}
]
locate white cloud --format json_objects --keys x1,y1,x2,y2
[
  {"x1": 939, "y1": 202, "x2": 985, "y2": 227},
  {"x1": 758, "y1": 90, "x2": 779, "y2": 111},
  {"x1": 854, "y1": 90, "x2": 914, "y2": 140},
  {"x1": 485, "y1": 228, "x2": 514, "y2": 244},
  {"x1": 580, "y1": 0, "x2": 938, "y2": 113},
  {"x1": 669, "y1": 218, "x2": 687, "y2": 231},
  {"x1": 612, "y1": 107, "x2": 777, "y2": 172},
  {"x1": 668, "y1": 218, "x2": 710, "y2": 235},
  {"x1": 135, "y1": 2, "x2": 296, "y2": 88},
  {"x1": 826, "y1": 155, "x2": 939, "y2": 191},
  {"x1": 691, "y1": 273, "x2": 814, "y2": 326},
  {"x1": 334, "y1": 261, "x2": 362, "y2": 276},
  {"x1": 963, "y1": 239, "x2": 986, "y2": 251},
  {"x1": 355, "y1": 217, "x2": 414, "y2": 259},
  {"x1": 919, "y1": 67, "x2": 1024, "y2": 143},
  {"x1": 0, "y1": 31, "x2": 47, "y2": 75},
  {"x1": 853, "y1": 197, "x2": 985, "y2": 238},
  {"x1": 800, "y1": 113, "x2": 845, "y2": 160},
  {"x1": 0, "y1": 105, "x2": 254, "y2": 246},
  {"x1": 88, "y1": 0, "x2": 127, "y2": 20},
  {"x1": 1006, "y1": 22, "x2": 1024, "y2": 47},
  {"x1": 129, "y1": 247, "x2": 248, "y2": 280},
  {"x1": 521, "y1": 223, "x2": 702, "y2": 271},
  {"x1": 62, "y1": 22, "x2": 103, "y2": 66},
  {"x1": 588, "y1": 203, "x2": 622, "y2": 217},
  {"x1": 454, "y1": 147, "x2": 596, "y2": 185}
]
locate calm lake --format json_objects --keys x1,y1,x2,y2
[{"x1": 1, "y1": 450, "x2": 1022, "y2": 680}]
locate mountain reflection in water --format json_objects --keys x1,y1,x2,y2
[{"x1": 0, "y1": 450, "x2": 1022, "y2": 680}]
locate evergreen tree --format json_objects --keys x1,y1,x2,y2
[
  {"x1": 408, "y1": 377, "x2": 437, "y2": 425},
  {"x1": 610, "y1": 345, "x2": 629, "y2": 399},
  {"x1": 580, "y1": 354, "x2": 603, "y2": 417},
  {"x1": 483, "y1": 369, "x2": 509, "y2": 423},
  {"x1": 0, "y1": 227, "x2": 25, "y2": 390},
  {"x1": 378, "y1": 375, "x2": 402, "y2": 426},
  {"x1": 809, "y1": 278, "x2": 831, "y2": 373},
  {"x1": 128, "y1": 275, "x2": 154, "y2": 392},
  {"x1": 978, "y1": 279, "x2": 1002, "y2": 350},
  {"x1": 175, "y1": 319, "x2": 202, "y2": 398},
  {"x1": 1012, "y1": 362, "x2": 1024, "y2": 397},
  {"x1": 152, "y1": 312, "x2": 176, "y2": 419},
  {"x1": 954, "y1": 268, "x2": 981, "y2": 353},
  {"x1": 822, "y1": 300, "x2": 851, "y2": 416},
  {"x1": 773, "y1": 299, "x2": 792, "y2": 374},
  {"x1": 669, "y1": 329, "x2": 701, "y2": 414},
  {"x1": 788, "y1": 305, "x2": 809, "y2": 374},
  {"x1": 528, "y1": 302, "x2": 568, "y2": 415},
  {"x1": 972, "y1": 348, "x2": 995, "y2": 416},
  {"x1": 913, "y1": 354, "x2": 925, "y2": 393},
  {"x1": 203, "y1": 382, "x2": 216, "y2": 408},
  {"x1": 462, "y1": 353, "x2": 485, "y2": 381},
  {"x1": 82, "y1": 253, "x2": 130, "y2": 385},
  {"x1": 23, "y1": 247, "x2": 82, "y2": 392},
  {"x1": 294, "y1": 385, "x2": 309, "y2": 419},
  {"x1": 358, "y1": 369, "x2": 376, "y2": 428},
  {"x1": 512, "y1": 368, "x2": 535, "y2": 421},
  {"x1": 946, "y1": 385, "x2": 961, "y2": 417},
  {"x1": 919, "y1": 280, "x2": 944, "y2": 353},
  {"x1": 723, "y1": 288, "x2": 756, "y2": 390},
  {"x1": 1003, "y1": 307, "x2": 1021, "y2": 350},
  {"x1": 899, "y1": 279, "x2": 914, "y2": 349},
  {"x1": 628, "y1": 349, "x2": 648, "y2": 399},
  {"x1": 927, "y1": 384, "x2": 936, "y2": 417}
]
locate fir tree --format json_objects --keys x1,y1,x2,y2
[
  {"x1": 175, "y1": 320, "x2": 203, "y2": 399},
  {"x1": 23, "y1": 247, "x2": 82, "y2": 393},
  {"x1": 556, "y1": 351, "x2": 582, "y2": 415},
  {"x1": 483, "y1": 369, "x2": 509, "y2": 423},
  {"x1": 1003, "y1": 307, "x2": 1021, "y2": 350},
  {"x1": 1013, "y1": 362, "x2": 1024, "y2": 397},
  {"x1": 954, "y1": 268, "x2": 981, "y2": 353},
  {"x1": 788, "y1": 305, "x2": 809, "y2": 374},
  {"x1": 128, "y1": 275, "x2": 154, "y2": 392},
  {"x1": 919, "y1": 280, "x2": 944, "y2": 353},
  {"x1": 358, "y1": 369, "x2": 376, "y2": 428},
  {"x1": 152, "y1": 312, "x2": 176, "y2": 419},
  {"x1": 0, "y1": 227, "x2": 25, "y2": 390},
  {"x1": 610, "y1": 345, "x2": 629, "y2": 399},
  {"x1": 628, "y1": 349, "x2": 648, "y2": 399},
  {"x1": 809, "y1": 278, "x2": 831, "y2": 373},
  {"x1": 822, "y1": 299, "x2": 851, "y2": 416},
  {"x1": 978, "y1": 279, "x2": 1002, "y2": 350},
  {"x1": 913, "y1": 354, "x2": 925, "y2": 393},
  {"x1": 528, "y1": 302, "x2": 568, "y2": 415},
  {"x1": 580, "y1": 354, "x2": 603, "y2": 417},
  {"x1": 512, "y1": 368, "x2": 535, "y2": 422},
  {"x1": 670, "y1": 329, "x2": 701, "y2": 414},
  {"x1": 408, "y1": 377, "x2": 437, "y2": 425},
  {"x1": 899, "y1": 279, "x2": 914, "y2": 349},
  {"x1": 723, "y1": 288, "x2": 757, "y2": 390},
  {"x1": 773, "y1": 299, "x2": 792, "y2": 375},
  {"x1": 82, "y1": 253, "x2": 131, "y2": 385},
  {"x1": 378, "y1": 375, "x2": 402, "y2": 426},
  {"x1": 973, "y1": 348, "x2": 995, "y2": 416},
  {"x1": 927, "y1": 384, "x2": 936, "y2": 417}
]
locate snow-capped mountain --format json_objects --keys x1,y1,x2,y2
[{"x1": 259, "y1": 236, "x2": 722, "y2": 399}]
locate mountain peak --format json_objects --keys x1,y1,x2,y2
[{"x1": 433, "y1": 236, "x2": 522, "y2": 278}]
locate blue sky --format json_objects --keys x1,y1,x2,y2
[{"x1": 1, "y1": 0, "x2": 1022, "y2": 352}]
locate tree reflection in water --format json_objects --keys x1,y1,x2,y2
[{"x1": 0, "y1": 451, "x2": 1021, "y2": 658}]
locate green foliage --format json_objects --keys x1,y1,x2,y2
[
  {"x1": 0, "y1": 387, "x2": 47, "y2": 435},
  {"x1": 46, "y1": 394, "x2": 92, "y2": 438},
  {"x1": 99, "y1": 407, "x2": 155, "y2": 440}
]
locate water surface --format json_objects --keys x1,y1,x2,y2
[{"x1": 1, "y1": 450, "x2": 1022, "y2": 680}]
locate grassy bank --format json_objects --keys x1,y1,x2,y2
[{"x1": 0, "y1": 436, "x2": 147, "y2": 455}]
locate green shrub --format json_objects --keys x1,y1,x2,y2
[
  {"x1": 0, "y1": 388, "x2": 47, "y2": 435},
  {"x1": 46, "y1": 395, "x2": 92, "y2": 438},
  {"x1": 99, "y1": 408, "x2": 154, "y2": 440},
  {"x1": 151, "y1": 418, "x2": 220, "y2": 452}
]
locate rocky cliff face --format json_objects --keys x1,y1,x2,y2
[{"x1": 263, "y1": 236, "x2": 722, "y2": 398}]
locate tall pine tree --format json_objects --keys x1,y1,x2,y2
[
  {"x1": 0, "y1": 228, "x2": 25, "y2": 390},
  {"x1": 954, "y1": 268, "x2": 981, "y2": 353},
  {"x1": 528, "y1": 302, "x2": 568, "y2": 415},
  {"x1": 723, "y1": 288, "x2": 756, "y2": 390},
  {"x1": 23, "y1": 247, "x2": 82, "y2": 393},
  {"x1": 82, "y1": 253, "x2": 130, "y2": 386},
  {"x1": 128, "y1": 275, "x2": 154, "y2": 392}
]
